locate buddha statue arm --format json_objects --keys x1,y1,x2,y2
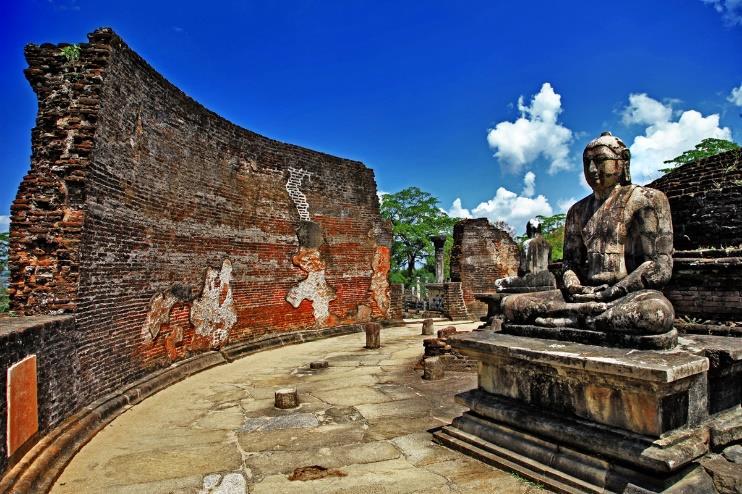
[{"x1": 562, "y1": 201, "x2": 592, "y2": 295}]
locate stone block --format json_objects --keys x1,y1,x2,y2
[
  {"x1": 422, "y1": 357, "x2": 444, "y2": 380},
  {"x1": 274, "y1": 388, "x2": 299, "y2": 409},
  {"x1": 365, "y1": 322, "x2": 381, "y2": 349},
  {"x1": 421, "y1": 319, "x2": 434, "y2": 336},
  {"x1": 7, "y1": 355, "x2": 39, "y2": 456}
]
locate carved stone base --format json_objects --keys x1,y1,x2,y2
[
  {"x1": 433, "y1": 389, "x2": 723, "y2": 493},
  {"x1": 502, "y1": 323, "x2": 678, "y2": 350}
]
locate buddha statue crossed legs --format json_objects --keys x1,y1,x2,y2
[{"x1": 501, "y1": 132, "x2": 675, "y2": 344}]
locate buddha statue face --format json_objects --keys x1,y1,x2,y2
[{"x1": 582, "y1": 132, "x2": 631, "y2": 197}]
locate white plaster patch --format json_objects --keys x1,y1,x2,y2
[
  {"x1": 286, "y1": 167, "x2": 312, "y2": 221},
  {"x1": 286, "y1": 248, "x2": 336, "y2": 325},
  {"x1": 141, "y1": 292, "x2": 178, "y2": 341},
  {"x1": 190, "y1": 259, "x2": 238, "y2": 347}
]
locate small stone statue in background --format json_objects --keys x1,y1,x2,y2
[
  {"x1": 494, "y1": 218, "x2": 556, "y2": 293},
  {"x1": 519, "y1": 218, "x2": 551, "y2": 276},
  {"x1": 502, "y1": 132, "x2": 675, "y2": 340}
]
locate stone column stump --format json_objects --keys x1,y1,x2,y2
[
  {"x1": 422, "y1": 318, "x2": 435, "y2": 336},
  {"x1": 423, "y1": 356, "x2": 444, "y2": 380},
  {"x1": 310, "y1": 360, "x2": 329, "y2": 369},
  {"x1": 365, "y1": 322, "x2": 381, "y2": 349},
  {"x1": 275, "y1": 388, "x2": 299, "y2": 409}
]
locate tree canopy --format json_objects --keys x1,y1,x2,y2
[
  {"x1": 660, "y1": 138, "x2": 739, "y2": 173},
  {"x1": 380, "y1": 187, "x2": 457, "y2": 283}
]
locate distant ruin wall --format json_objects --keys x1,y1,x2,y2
[
  {"x1": 649, "y1": 149, "x2": 742, "y2": 250},
  {"x1": 8, "y1": 28, "x2": 390, "y2": 411},
  {"x1": 649, "y1": 149, "x2": 742, "y2": 321},
  {"x1": 450, "y1": 218, "x2": 519, "y2": 317}
]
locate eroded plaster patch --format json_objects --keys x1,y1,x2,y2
[
  {"x1": 286, "y1": 167, "x2": 312, "y2": 221},
  {"x1": 190, "y1": 259, "x2": 238, "y2": 347},
  {"x1": 286, "y1": 247, "x2": 336, "y2": 325},
  {"x1": 370, "y1": 245, "x2": 391, "y2": 316},
  {"x1": 142, "y1": 292, "x2": 179, "y2": 341}
]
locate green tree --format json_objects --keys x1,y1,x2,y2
[
  {"x1": 660, "y1": 138, "x2": 739, "y2": 173},
  {"x1": 380, "y1": 187, "x2": 457, "y2": 282}
]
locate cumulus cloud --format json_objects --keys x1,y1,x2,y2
[
  {"x1": 0, "y1": 215, "x2": 9, "y2": 231},
  {"x1": 728, "y1": 83, "x2": 742, "y2": 106},
  {"x1": 702, "y1": 0, "x2": 742, "y2": 26},
  {"x1": 486, "y1": 83, "x2": 574, "y2": 175},
  {"x1": 447, "y1": 198, "x2": 473, "y2": 219},
  {"x1": 621, "y1": 93, "x2": 732, "y2": 183},
  {"x1": 522, "y1": 171, "x2": 536, "y2": 197},
  {"x1": 447, "y1": 173, "x2": 552, "y2": 233},
  {"x1": 621, "y1": 93, "x2": 673, "y2": 125}
]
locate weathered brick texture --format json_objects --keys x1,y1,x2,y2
[
  {"x1": 0, "y1": 316, "x2": 77, "y2": 474},
  {"x1": 649, "y1": 149, "x2": 742, "y2": 250},
  {"x1": 450, "y1": 219, "x2": 519, "y2": 317},
  {"x1": 649, "y1": 150, "x2": 742, "y2": 321},
  {"x1": 6, "y1": 27, "x2": 391, "y2": 436}
]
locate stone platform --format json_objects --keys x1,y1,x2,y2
[{"x1": 436, "y1": 331, "x2": 742, "y2": 493}]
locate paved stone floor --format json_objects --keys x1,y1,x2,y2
[{"x1": 52, "y1": 322, "x2": 538, "y2": 494}]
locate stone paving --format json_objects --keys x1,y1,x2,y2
[{"x1": 51, "y1": 322, "x2": 537, "y2": 493}]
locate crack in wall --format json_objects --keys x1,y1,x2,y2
[{"x1": 286, "y1": 167, "x2": 312, "y2": 221}]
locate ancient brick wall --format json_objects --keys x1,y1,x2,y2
[
  {"x1": 0, "y1": 316, "x2": 77, "y2": 474},
  {"x1": 450, "y1": 219, "x2": 519, "y2": 316},
  {"x1": 664, "y1": 250, "x2": 742, "y2": 320},
  {"x1": 8, "y1": 29, "x2": 390, "y2": 410},
  {"x1": 389, "y1": 284, "x2": 405, "y2": 320},
  {"x1": 649, "y1": 149, "x2": 742, "y2": 250}
]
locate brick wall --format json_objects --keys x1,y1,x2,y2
[
  {"x1": 450, "y1": 218, "x2": 519, "y2": 316},
  {"x1": 649, "y1": 149, "x2": 742, "y2": 250},
  {"x1": 389, "y1": 284, "x2": 404, "y2": 320},
  {"x1": 7, "y1": 28, "x2": 390, "y2": 426},
  {"x1": 0, "y1": 316, "x2": 77, "y2": 474}
]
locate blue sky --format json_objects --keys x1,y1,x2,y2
[{"x1": 1, "y1": 0, "x2": 741, "y2": 233}]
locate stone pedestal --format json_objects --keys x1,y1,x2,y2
[
  {"x1": 365, "y1": 322, "x2": 381, "y2": 349},
  {"x1": 423, "y1": 356, "x2": 444, "y2": 380},
  {"x1": 421, "y1": 318, "x2": 434, "y2": 336},
  {"x1": 275, "y1": 388, "x2": 299, "y2": 409},
  {"x1": 432, "y1": 331, "x2": 736, "y2": 493}
]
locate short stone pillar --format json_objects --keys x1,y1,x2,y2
[
  {"x1": 430, "y1": 235, "x2": 448, "y2": 283},
  {"x1": 423, "y1": 357, "x2": 444, "y2": 380},
  {"x1": 310, "y1": 360, "x2": 329, "y2": 369},
  {"x1": 365, "y1": 322, "x2": 381, "y2": 349},
  {"x1": 422, "y1": 318, "x2": 435, "y2": 336},
  {"x1": 275, "y1": 388, "x2": 299, "y2": 409}
]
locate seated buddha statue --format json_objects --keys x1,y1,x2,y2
[
  {"x1": 501, "y1": 132, "x2": 675, "y2": 337},
  {"x1": 494, "y1": 218, "x2": 556, "y2": 293}
]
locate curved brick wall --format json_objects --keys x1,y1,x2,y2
[{"x1": 6, "y1": 27, "x2": 391, "y2": 457}]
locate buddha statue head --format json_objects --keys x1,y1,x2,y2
[{"x1": 583, "y1": 132, "x2": 631, "y2": 198}]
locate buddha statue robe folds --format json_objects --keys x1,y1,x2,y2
[{"x1": 501, "y1": 132, "x2": 676, "y2": 347}]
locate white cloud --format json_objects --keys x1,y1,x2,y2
[
  {"x1": 448, "y1": 173, "x2": 552, "y2": 233},
  {"x1": 486, "y1": 82, "x2": 574, "y2": 175},
  {"x1": 702, "y1": 0, "x2": 742, "y2": 26},
  {"x1": 557, "y1": 197, "x2": 577, "y2": 213},
  {"x1": 622, "y1": 93, "x2": 732, "y2": 183},
  {"x1": 728, "y1": 83, "x2": 742, "y2": 106},
  {"x1": 377, "y1": 190, "x2": 387, "y2": 204},
  {"x1": 0, "y1": 215, "x2": 9, "y2": 231},
  {"x1": 447, "y1": 198, "x2": 472, "y2": 219},
  {"x1": 522, "y1": 171, "x2": 536, "y2": 197},
  {"x1": 621, "y1": 93, "x2": 673, "y2": 126}
]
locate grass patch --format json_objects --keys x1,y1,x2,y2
[{"x1": 0, "y1": 286, "x2": 8, "y2": 313}]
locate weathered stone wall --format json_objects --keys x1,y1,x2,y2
[
  {"x1": 8, "y1": 29, "x2": 390, "y2": 418},
  {"x1": 649, "y1": 149, "x2": 742, "y2": 250},
  {"x1": 450, "y1": 219, "x2": 519, "y2": 317},
  {"x1": 389, "y1": 283, "x2": 405, "y2": 320}
]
